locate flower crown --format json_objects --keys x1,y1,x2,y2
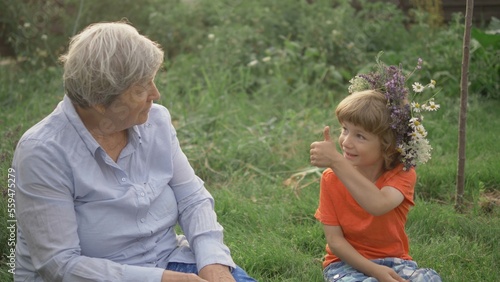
[{"x1": 348, "y1": 53, "x2": 439, "y2": 170}]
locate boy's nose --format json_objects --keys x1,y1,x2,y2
[{"x1": 341, "y1": 135, "x2": 353, "y2": 149}]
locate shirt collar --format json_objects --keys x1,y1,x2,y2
[
  {"x1": 61, "y1": 95, "x2": 144, "y2": 158},
  {"x1": 62, "y1": 95, "x2": 100, "y2": 157}
]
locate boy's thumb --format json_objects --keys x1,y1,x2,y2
[{"x1": 323, "y1": 126, "x2": 331, "y2": 141}]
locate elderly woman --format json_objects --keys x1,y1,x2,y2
[{"x1": 13, "y1": 22, "x2": 256, "y2": 282}]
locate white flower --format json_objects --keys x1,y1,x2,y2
[
  {"x1": 412, "y1": 82, "x2": 425, "y2": 93},
  {"x1": 421, "y1": 99, "x2": 440, "y2": 111},
  {"x1": 348, "y1": 76, "x2": 370, "y2": 94},
  {"x1": 415, "y1": 125, "x2": 427, "y2": 138},
  {"x1": 207, "y1": 34, "x2": 215, "y2": 40},
  {"x1": 427, "y1": 100, "x2": 440, "y2": 111},
  {"x1": 41, "y1": 34, "x2": 48, "y2": 41},
  {"x1": 409, "y1": 117, "x2": 421, "y2": 128},
  {"x1": 427, "y1": 80, "x2": 436, "y2": 89},
  {"x1": 247, "y1": 60, "x2": 258, "y2": 67},
  {"x1": 413, "y1": 138, "x2": 432, "y2": 164},
  {"x1": 262, "y1": 56, "x2": 271, "y2": 62},
  {"x1": 411, "y1": 101, "x2": 422, "y2": 113}
]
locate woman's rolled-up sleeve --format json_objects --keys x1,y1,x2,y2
[{"x1": 167, "y1": 122, "x2": 235, "y2": 272}]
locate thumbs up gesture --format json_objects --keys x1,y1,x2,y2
[{"x1": 310, "y1": 126, "x2": 341, "y2": 168}]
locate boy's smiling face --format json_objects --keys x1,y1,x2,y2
[{"x1": 338, "y1": 121, "x2": 384, "y2": 173}]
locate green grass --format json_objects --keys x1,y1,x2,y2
[
  {"x1": 1, "y1": 0, "x2": 500, "y2": 281},
  {"x1": 1, "y1": 65, "x2": 499, "y2": 282}
]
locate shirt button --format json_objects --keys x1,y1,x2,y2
[
  {"x1": 140, "y1": 218, "x2": 145, "y2": 223},
  {"x1": 121, "y1": 178, "x2": 126, "y2": 182},
  {"x1": 140, "y1": 192, "x2": 145, "y2": 197}
]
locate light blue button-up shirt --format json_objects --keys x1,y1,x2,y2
[{"x1": 13, "y1": 96, "x2": 235, "y2": 282}]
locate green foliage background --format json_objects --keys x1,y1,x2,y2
[{"x1": 1, "y1": 0, "x2": 499, "y2": 281}]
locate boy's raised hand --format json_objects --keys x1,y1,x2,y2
[{"x1": 310, "y1": 125, "x2": 341, "y2": 168}]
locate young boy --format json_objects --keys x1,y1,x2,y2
[{"x1": 310, "y1": 64, "x2": 442, "y2": 281}]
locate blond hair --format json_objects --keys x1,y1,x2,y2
[{"x1": 60, "y1": 21, "x2": 164, "y2": 108}]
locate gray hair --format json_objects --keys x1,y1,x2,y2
[{"x1": 60, "y1": 21, "x2": 164, "y2": 108}]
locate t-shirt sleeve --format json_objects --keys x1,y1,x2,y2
[
  {"x1": 314, "y1": 169, "x2": 340, "y2": 226},
  {"x1": 384, "y1": 167, "x2": 416, "y2": 206}
]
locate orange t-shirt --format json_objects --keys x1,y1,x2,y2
[{"x1": 314, "y1": 164, "x2": 416, "y2": 269}]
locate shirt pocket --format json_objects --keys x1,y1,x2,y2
[{"x1": 147, "y1": 178, "x2": 178, "y2": 222}]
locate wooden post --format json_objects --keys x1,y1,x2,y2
[{"x1": 455, "y1": 0, "x2": 474, "y2": 213}]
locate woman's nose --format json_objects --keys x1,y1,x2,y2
[{"x1": 150, "y1": 83, "x2": 160, "y2": 101}]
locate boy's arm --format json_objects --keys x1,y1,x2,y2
[
  {"x1": 310, "y1": 126, "x2": 404, "y2": 215},
  {"x1": 329, "y1": 161, "x2": 405, "y2": 216},
  {"x1": 324, "y1": 225, "x2": 407, "y2": 282}
]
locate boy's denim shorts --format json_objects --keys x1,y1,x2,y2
[{"x1": 323, "y1": 257, "x2": 442, "y2": 282}]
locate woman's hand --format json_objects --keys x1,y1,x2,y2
[
  {"x1": 199, "y1": 264, "x2": 236, "y2": 282},
  {"x1": 161, "y1": 270, "x2": 208, "y2": 282}
]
